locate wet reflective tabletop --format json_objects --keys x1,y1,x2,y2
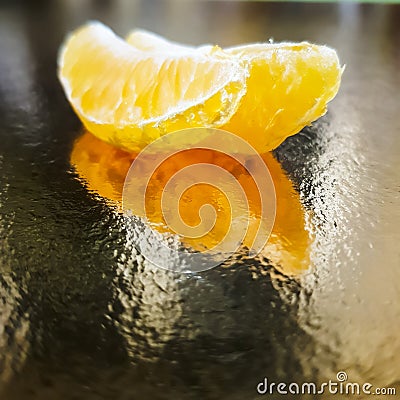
[{"x1": 1, "y1": 1, "x2": 400, "y2": 399}]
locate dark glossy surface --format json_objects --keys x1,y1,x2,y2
[{"x1": 0, "y1": 1, "x2": 399, "y2": 399}]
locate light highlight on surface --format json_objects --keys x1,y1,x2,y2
[{"x1": 71, "y1": 131, "x2": 311, "y2": 275}]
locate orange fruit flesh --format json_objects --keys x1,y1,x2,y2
[
  {"x1": 58, "y1": 23, "x2": 247, "y2": 153},
  {"x1": 71, "y1": 131, "x2": 310, "y2": 275},
  {"x1": 222, "y1": 44, "x2": 342, "y2": 150},
  {"x1": 59, "y1": 22, "x2": 342, "y2": 154},
  {"x1": 59, "y1": 24, "x2": 339, "y2": 274}
]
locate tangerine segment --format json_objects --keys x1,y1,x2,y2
[
  {"x1": 59, "y1": 23, "x2": 342, "y2": 154},
  {"x1": 71, "y1": 131, "x2": 310, "y2": 275},
  {"x1": 224, "y1": 43, "x2": 342, "y2": 151},
  {"x1": 126, "y1": 29, "x2": 342, "y2": 152},
  {"x1": 58, "y1": 22, "x2": 247, "y2": 153}
]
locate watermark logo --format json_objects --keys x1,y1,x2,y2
[
  {"x1": 256, "y1": 371, "x2": 396, "y2": 396},
  {"x1": 336, "y1": 371, "x2": 348, "y2": 382},
  {"x1": 122, "y1": 128, "x2": 276, "y2": 273}
]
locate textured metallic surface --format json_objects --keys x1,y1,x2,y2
[{"x1": 0, "y1": 1, "x2": 399, "y2": 399}]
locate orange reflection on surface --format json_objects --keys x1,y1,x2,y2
[{"x1": 71, "y1": 131, "x2": 310, "y2": 275}]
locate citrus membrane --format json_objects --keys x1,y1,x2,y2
[{"x1": 59, "y1": 22, "x2": 342, "y2": 153}]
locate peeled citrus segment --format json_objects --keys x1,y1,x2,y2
[
  {"x1": 59, "y1": 22, "x2": 342, "y2": 154},
  {"x1": 58, "y1": 22, "x2": 247, "y2": 153},
  {"x1": 223, "y1": 43, "x2": 342, "y2": 150},
  {"x1": 127, "y1": 29, "x2": 342, "y2": 152}
]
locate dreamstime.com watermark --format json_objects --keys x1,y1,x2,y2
[
  {"x1": 122, "y1": 128, "x2": 276, "y2": 273},
  {"x1": 256, "y1": 371, "x2": 396, "y2": 396}
]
